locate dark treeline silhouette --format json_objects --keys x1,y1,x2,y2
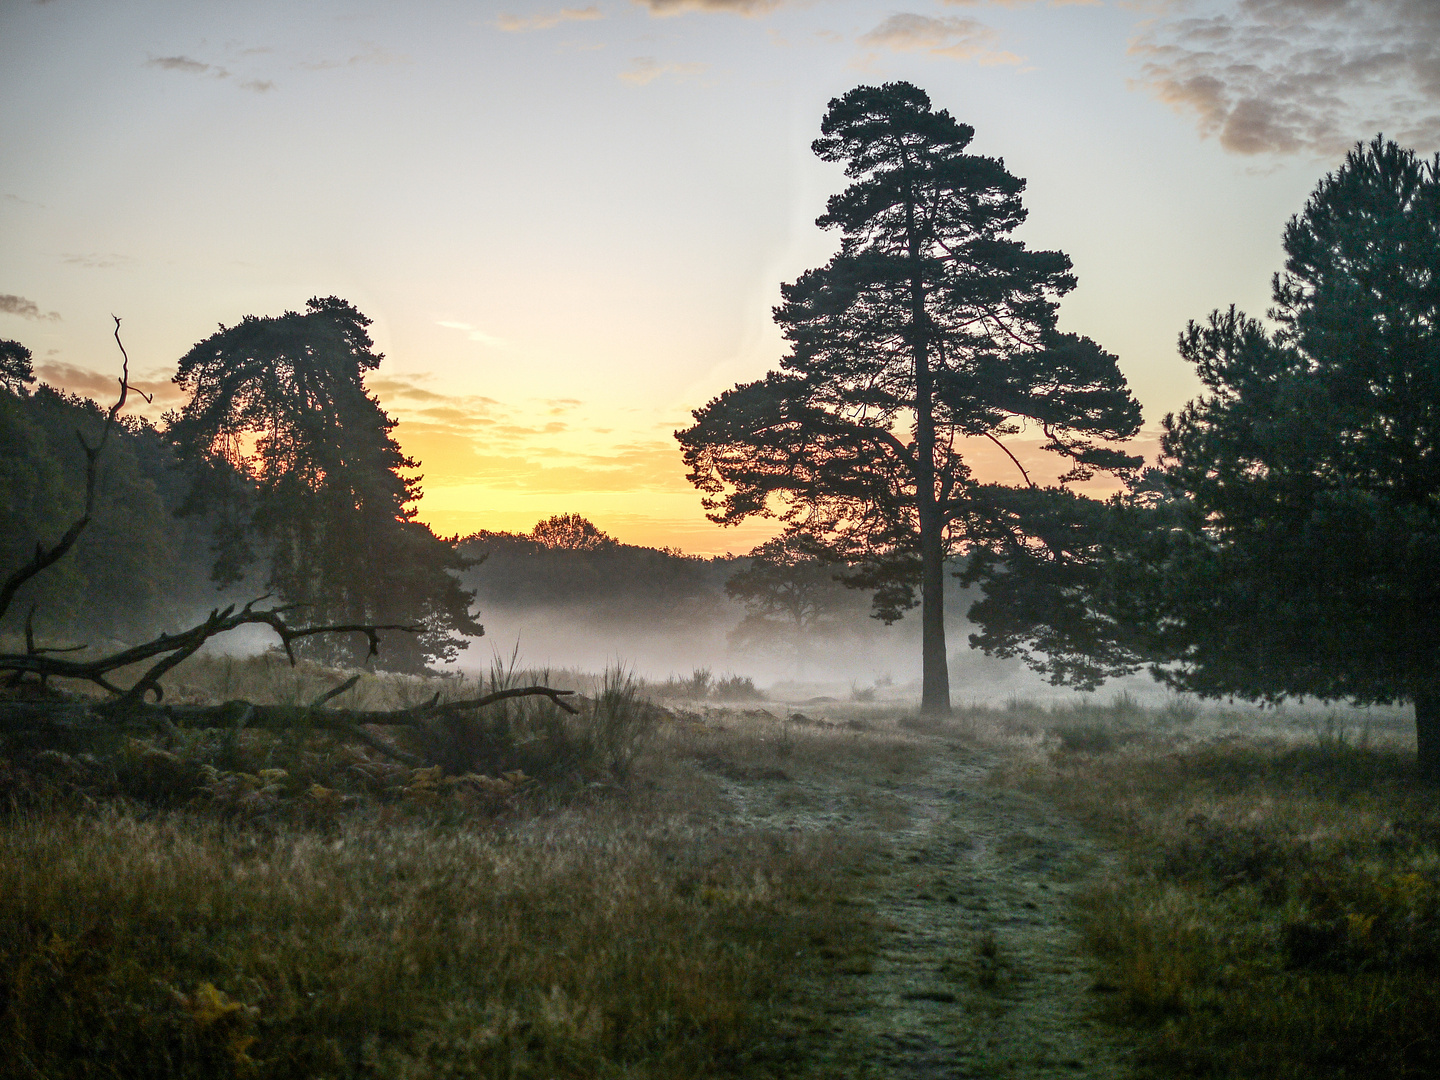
[
  {"x1": 0, "y1": 344, "x2": 217, "y2": 643},
  {"x1": 968, "y1": 136, "x2": 1440, "y2": 780},
  {"x1": 457, "y1": 517, "x2": 735, "y2": 628}
]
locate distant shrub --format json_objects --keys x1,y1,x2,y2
[{"x1": 711, "y1": 674, "x2": 763, "y2": 702}]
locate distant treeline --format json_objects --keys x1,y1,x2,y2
[{"x1": 456, "y1": 521, "x2": 739, "y2": 630}]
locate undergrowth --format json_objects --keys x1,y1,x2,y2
[
  {"x1": 0, "y1": 653, "x2": 876, "y2": 1079},
  {"x1": 1006, "y1": 716, "x2": 1440, "y2": 1078}
]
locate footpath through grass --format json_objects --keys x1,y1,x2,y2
[{"x1": 980, "y1": 697, "x2": 1440, "y2": 1079}]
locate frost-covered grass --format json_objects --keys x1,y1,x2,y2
[
  {"x1": 986, "y1": 696, "x2": 1439, "y2": 1079},
  {"x1": 0, "y1": 657, "x2": 877, "y2": 1080}
]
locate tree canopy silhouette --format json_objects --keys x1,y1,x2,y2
[
  {"x1": 970, "y1": 136, "x2": 1440, "y2": 779},
  {"x1": 529, "y1": 513, "x2": 618, "y2": 551},
  {"x1": 676, "y1": 82, "x2": 1141, "y2": 713},
  {"x1": 167, "y1": 297, "x2": 481, "y2": 672}
]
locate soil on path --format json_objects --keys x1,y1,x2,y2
[{"x1": 696, "y1": 718, "x2": 1134, "y2": 1079}]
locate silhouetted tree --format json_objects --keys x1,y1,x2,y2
[
  {"x1": 969, "y1": 137, "x2": 1440, "y2": 779},
  {"x1": 167, "y1": 297, "x2": 481, "y2": 671},
  {"x1": 725, "y1": 534, "x2": 855, "y2": 671},
  {"x1": 530, "y1": 513, "x2": 617, "y2": 551},
  {"x1": 0, "y1": 339, "x2": 35, "y2": 394},
  {"x1": 677, "y1": 82, "x2": 1141, "y2": 713}
]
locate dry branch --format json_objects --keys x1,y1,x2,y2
[
  {"x1": 0, "y1": 596, "x2": 423, "y2": 703},
  {"x1": 0, "y1": 686, "x2": 579, "y2": 738}
]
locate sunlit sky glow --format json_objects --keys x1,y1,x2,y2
[{"x1": 3, "y1": 0, "x2": 1436, "y2": 552}]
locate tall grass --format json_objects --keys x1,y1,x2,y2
[
  {"x1": 1000, "y1": 709, "x2": 1440, "y2": 1078},
  {"x1": 0, "y1": 652, "x2": 881, "y2": 1079},
  {"x1": 0, "y1": 804, "x2": 866, "y2": 1079}
]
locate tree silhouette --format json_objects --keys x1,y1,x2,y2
[
  {"x1": 1157, "y1": 137, "x2": 1440, "y2": 777},
  {"x1": 968, "y1": 137, "x2": 1440, "y2": 779},
  {"x1": 724, "y1": 534, "x2": 856, "y2": 672},
  {"x1": 0, "y1": 339, "x2": 35, "y2": 394},
  {"x1": 677, "y1": 83, "x2": 1141, "y2": 713},
  {"x1": 167, "y1": 297, "x2": 481, "y2": 671},
  {"x1": 530, "y1": 513, "x2": 617, "y2": 551}
]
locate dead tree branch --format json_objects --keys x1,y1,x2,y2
[
  {"x1": 0, "y1": 685, "x2": 580, "y2": 737},
  {"x1": 0, "y1": 596, "x2": 423, "y2": 704}
]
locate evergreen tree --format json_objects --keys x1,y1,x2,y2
[
  {"x1": 0, "y1": 339, "x2": 36, "y2": 394},
  {"x1": 677, "y1": 83, "x2": 1141, "y2": 713},
  {"x1": 969, "y1": 137, "x2": 1440, "y2": 779},
  {"x1": 167, "y1": 297, "x2": 481, "y2": 671},
  {"x1": 1158, "y1": 137, "x2": 1440, "y2": 776}
]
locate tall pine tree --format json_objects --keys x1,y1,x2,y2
[
  {"x1": 167, "y1": 297, "x2": 481, "y2": 671},
  {"x1": 677, "y1": 83, "x2": 1140, "y2": 713}
]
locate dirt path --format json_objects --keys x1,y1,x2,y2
[{"x1": 701, "y1": 725, "x2": 1133, "y2": 1079}]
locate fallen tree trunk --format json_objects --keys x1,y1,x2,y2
[{"x1": 0, "y1": 685, "x2": 578, "y2": 738}]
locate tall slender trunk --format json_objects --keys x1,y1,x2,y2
[
  {"x1": 918, "y1": 502, "x2": 951, "y2": 714},
  {"x1": 1416, "y1": 685, "x2": 1440, "y2": 783},
  {"x1": 903, "y1": 157, "x2": 950, "y2": 716}
]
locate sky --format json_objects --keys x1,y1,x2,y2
[{"x1": 3, "y1": 0, "x2": 1437, "y2": 553}]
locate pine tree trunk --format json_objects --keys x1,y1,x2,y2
[
  {"x1": 919, "y1": 508, "x2": 951, "y2": 715},
  {"x1": 901, "y1": 156, "x2": 950, "y2": 716},
  {"x1": 1416, "y1": 686, "x2": 1440, "y2": 783}
]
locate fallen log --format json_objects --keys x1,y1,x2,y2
[{"x1": 0, "y1": 685, "x2": 578, "y2": 737}]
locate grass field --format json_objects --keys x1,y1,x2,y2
[
  {"x1": 4, "y1": 656, "x2": 1438, "y2": 1079},
  {"x1": 978, "y1": 695, "x2": 1440, "y2": 1078}
]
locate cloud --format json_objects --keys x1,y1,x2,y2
[
  {"x1": 857, "y1": 13, "x2": 1024, "y2": 66},
  {"x1": 437, "y1": 320, "x2": 508, "y2": 348},
  {"x1": 62, "y1": 252, "x2": 133, "y2": 269},
  {"x1": 496, "y1": 5, "x2": 604, "y2": 31},
  {"x1": 299, "y1": 45, "x2": 407, "y2": 72},
  {"x1": 1131, "y1": 0, "x2": 1440, "y2": 156},
  {"x1": 635, "y1": 0, "x2": 784, "y2": 13},
  {"x1": 619, "y1": 56, "x2": 708, "y2": 84},
  {"x1": 145, "y1": 55, "x2": 215, "y2": 75},
  {"x1": 367, "y1": 376, "x2": 691, "y2": 494},
  {"x1": 0, "y1": 294, "x2": 60, "y2": 321},
  {"x1": 239, "y1": 79, "x2": 275, "y2": 92},
  {"x1": 940, "y1": 0, "x2": 1100, "y2": 7},
  {"x1": 34, "y1": 363, "x2": 183, "y2": 409}
]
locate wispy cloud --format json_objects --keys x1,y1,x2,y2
[
  {"x1": 368, "y1": 375, "x2": 690, "y2": 494},
  {"x1": 62, "y1": 252, "x2": 134, "y2": 270},
  {"x1": 1131, "y1": 0, "x2": 1440, "y2": 156},
  {"x1": 940, "y1": 0, "x2": 1101, "y2": 7},
  {"x1": 0, "y1": 294, "x2": 60, "y2": 321},
  {"x1": 300, "y1": 44, "x2": 408, "y2": 71},
  {"x1": 619, "y1": 56, "x2": 708, "y2": 84},
  {"x1": 34, "y1": 363, "x2": 182, "y2": 409},
  {"x1": 437, "y1": 319, "x2": 508, "y2": 348},
  {"x1": 635, "y1": 0, "x2": 784, "y2": 13},
  {"x1": 496, "y1": 5, "x2": 604, "y2": 31},
  {"x1": 144, "y1": 52, "x2": 281, "y2": 90},
  {"x1": 857, "y1": 13, "x2": 1024, "y2": 66},
  {"x1": 145, "y1": 55, "x2": 217, "y2": 75}
]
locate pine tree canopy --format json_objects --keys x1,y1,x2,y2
[
  {"x1": 968, "y1": 136, "x2": 1440, "y2": 779},
  {"x1": 677, "y1": 82, "x2": 1141, "y2": 713},
  {"x1": 167, "y1": 297, "x2": 481, "y2": 672}
]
